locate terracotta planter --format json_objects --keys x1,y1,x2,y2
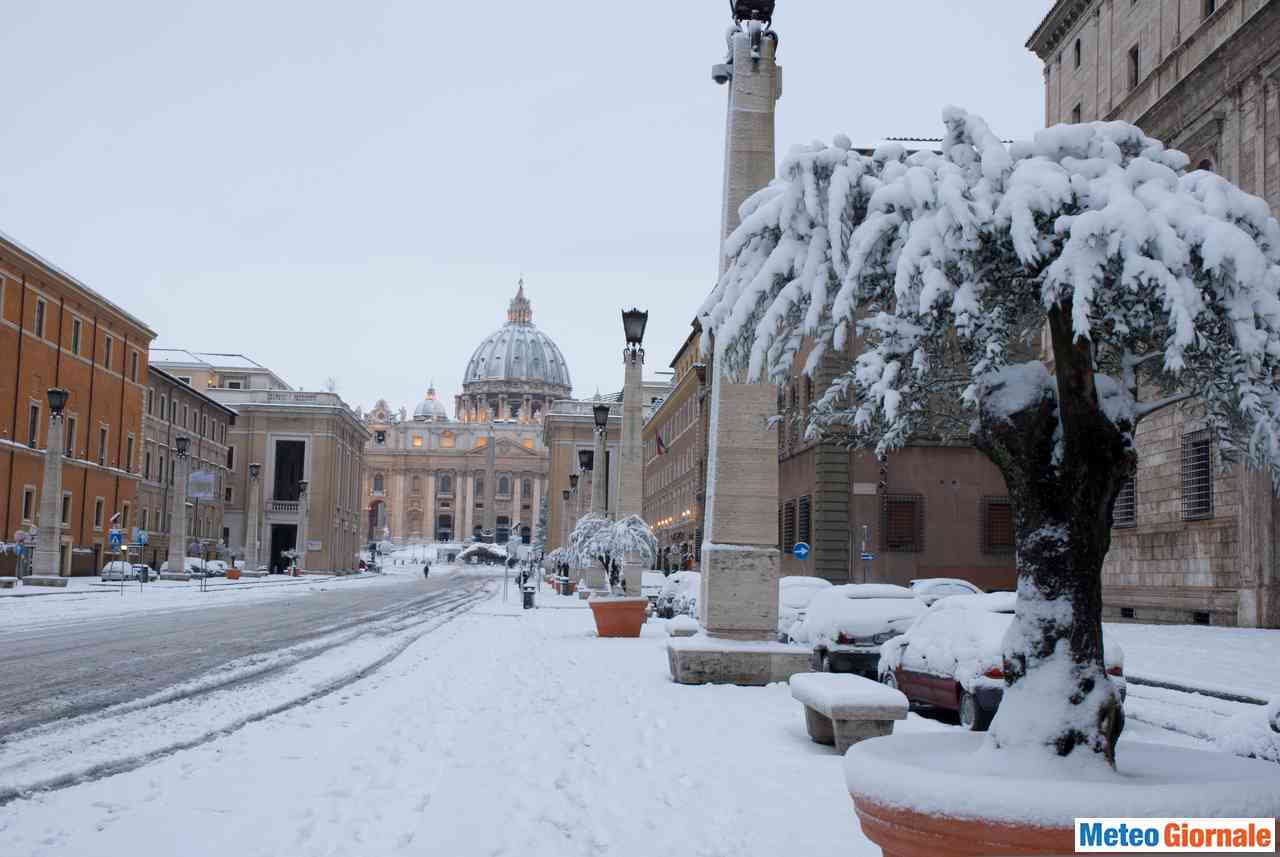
[
  {"x1": 846, "y1": 732, "x2": 1280, "y2": 857},
  {"x1": 588, "y1": 597, "x2": 648, "y2": 637},
  {"x1": 226, "y1": 570, "x2": 241, "y2": 580}
]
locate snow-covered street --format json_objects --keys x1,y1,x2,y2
[{"x1": 1, "y1": 574, "x2": 1243, "y2": 857}]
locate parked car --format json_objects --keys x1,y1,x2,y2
[
  {"x1": 161, "y1": 557, "x2": 206, "y2": 576},
  {"x1": 879, "y1": 593, "x2": 1126, "y2": 731},
  {"x1": 204, "y1": 560, "x2": 228, "y2": 577},
  {"x1": 656, "y1": 571, "x2": 701, "y2": 619},
  {"x1": 777, "y1": 576, "x2": 833, "y2": 642},
  {"x1": 909, "y1": 577, "x2": 983, "y2": 606},
  {"x1": 100, "y1": 560, "x2": 138, "y2": 581},
  {"x1": 641, "y1": 572, "x2": 666, "y2": 612},
  {"x1": 794, "y1": 584, "x2": 926, "y2": 677}
]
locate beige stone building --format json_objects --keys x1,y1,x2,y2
[
  {"x1": 135, "y1": 366, "x2": 235, "y2": 568},
  {"x1": 1028, "y1": 0, "x2": 1280, "y2": 627},
  {"x1": 152, "y1": 351, "x2": 368, "y2": 573},
  {"x1": 359, "y1": 285, "x2": 568, "y2": 547}
]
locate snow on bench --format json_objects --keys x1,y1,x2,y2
[
  {"x1": 790, "y1": 672, "x2": 908, "y2": 753},
  {"x1": 0, "y1": 577, "x2": 17, "y2": 589}
]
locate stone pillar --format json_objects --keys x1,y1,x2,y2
[
  {"x1": 167, "y1": 453, "x2": 190, "y2": 573},
  {"x1": 619, "y1": 349, "x2": 646, "y2": 594},
  {"x1": 485, "y1": 430, "x2": 497, "y2": 534},
  {"x1": 532, "y1": 475, "x2": 542, "y2": 541},
  {"x1": 33, "y1": 413, "x2": 65, "y2": 577},
  {"x1": 698, "y1": 14, "x2": 783, "y2": 639},
  {"x1": 425, "y1": 471, "x2": 436, "y2": 543},
  {"x1": 462, "y1": 473, "x2": 475, "y2": 540}
]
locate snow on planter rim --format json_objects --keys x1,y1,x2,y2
[{"x1": 844, "y1": 732, "x2": 1280, "y2": 826}]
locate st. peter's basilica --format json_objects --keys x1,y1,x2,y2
[{"x1": 359, "y1": 283, "x2": 571, "y2": 544}]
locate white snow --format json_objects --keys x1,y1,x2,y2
[
  {"x1": 791, "y1": 584, "x2": 924, "y2": 646},
  {"x1": 666, "y1": 614, "x2": 700, "y2": 636},
  {"x1": 1103, "y1": 621, "x2": 1280, "y2": 699},
  {"x1": 790, "y1": 672, "x2": 908, "y2": 716}
]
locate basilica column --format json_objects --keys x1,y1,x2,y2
[
  {"x1": 425, "y1": 471, "x2": 436, "y2": 543},
  {"x1": 532, "y1": 476, "x2": 543, "y2": 545},
  {"x1": 484, "y1": 428, "x2": 497, "y2": 535}
]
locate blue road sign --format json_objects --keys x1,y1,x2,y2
[
  {"x1": 860, "y1": 552, "x2": 875, "y2": 561},
  {"x1": 134, "y1": 528, "x2": 149, "y2": 545},
  {"x1": 792, "y1": 542, "x2": 810, "y2": 560},
  {"x1": 108, "y1": 529, "x2": 124, "y2": 548}
]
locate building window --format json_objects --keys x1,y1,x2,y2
[
  {"x1": 61, "y1": 492, "x2": 72, "y2": 525},
  {"x1": 411, "y1": 475, "x2": 421, "y2": 494},
  {"x1": 782, "y1": 499, "x2": 797, "y2": 553},
  {"x1": 71, "y1": 318, "x2": 81, "y2": 354},
  {"x1": 1120, "y1": 607, "x2": 1135, "y2": 619},
  {"x1": 1073, "y1": 37, "x2": 1081, "y2": 68},
  {"x1": 104, "y1": 335, "x2": 113, "y2": 368},
  {"x1": 1113, "y1": 478, "x2": 1136, "y2": 528},
  {"x1": 499, "y1": 476, "x2": 510, "y2": 496},
  {"x1": 1204, "y1": 0, "x2": 1217, "y2": 18},
  {"x1": 225, "y1": 486, "x2": 233, "y2": 503},
  {"x1": 475, "y1": 475, "x2": 484, "y2": 497},
  {"x1": 34, "y1": 299, "x2": 45, "y2": 338},
  {"x1": 375, "y1": 430, "x2": 386, "y2": 445},
  {"x1": 373, "y1": 473, "x2": 384, "y2": 493},
  {"x1": 522, "y1": 478, "x2": 532, "y2": 499},
  {"x1": 145, "y1": 450, "x2": 152, "y2": 480},
  {"x1": 440, "y1": 474, "x2": 452, "y2": 494},
  {"x1": 140, "y1": 508, "x2": 149, "y2": 530},
  {"x1": 169, "y1": 400, "x2": 176, "y2": 422},
  {"x1": 146, "y1": 387, "x2": 154, "y2": 415},
  {"x1": 22, "y1": 487, "x2": 35, "y2": 521},
  {"x1": 121, "y1": 504, "x2": 130, "y2": 529},
  {"x1": 1128, "y1": 43, "x2": 1139, "y2": 88},
  {"x1": 1071, "y1": 102, "x2": 1082, "y2": 124},
  {"x1": 881, "y1": 494, "x2": 924, "y2": 552},
  {"x1": 183, "y1": 405, "x2": 188, "y2": 428},
  {"x1": 797, "y1": 495, "x2": 811, "y2": 546},
  {"x1": 982, "y1": 496, "x2": 1016, "y2": 554},
  {"x1": 27, "y1": 403, "x2": 39, "y2": 447},
  {"x1": 130, "y1": 351, "x2": 139, "y2": 382},
  {"x1": 1181, "y1": 429, "x2": 1214, "y2": 520},
  {"x1": 125, "y1": 436, "x2": 134, "y2": 472},
  {"x1": 1193, "y1": 611, "x2": 1211, "y2": 625},
  {"x1": 98, "y1": 426, "x2": 108, "y2": 466},
  {"x1": 201, "y1": 415, "x2": 207, "y2": 438},
  {"x1": 93, "y1": 498, "x2": 104, "y2": 529},
  {"x1": 227, "y1": 380, "x2": 242, "y2": 390},
  {"x1": 65, "y1": 416, "x2": 76, "y2": 456},
  {"x1": 412, "y1": 434, "x2": 424, "y2": 448}
]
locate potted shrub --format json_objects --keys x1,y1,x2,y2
[
  {"x1": 568, "y1": 514, "x2": 657, "y2": 637},
  {"x1": 704, "y1": 109, "x2": 1280, "y2": 852}
]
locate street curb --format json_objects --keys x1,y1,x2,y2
[{"x1": 1125, "y1": 674, "x2": 1268, "y2": 706}]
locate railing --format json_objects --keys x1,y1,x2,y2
[{"x1": 268, "y1": 500, "x2": 300, "y2": 514}]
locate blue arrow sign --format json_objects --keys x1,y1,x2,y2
[
  {"x1": 792, "y1": 542, "x2": 810, "y2": 560},
  {"x1": 108, "y1": 529, "x2": 124, "y2": 548}
]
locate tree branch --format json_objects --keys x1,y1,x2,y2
[{"x1": 1135, "y1": 392, "x2": 1194, "y2": 421}]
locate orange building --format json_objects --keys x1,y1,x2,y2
[{"x1": 0, "y1": 231, "x2": 155, "y2": 575}]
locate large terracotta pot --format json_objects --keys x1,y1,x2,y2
[
  {"x1": 588, "y1": 597, "x2": 648, "y2": 637},
  {"x1": 226, "y1": 570, "x2": 241, "y2": 580},
  {"x1": 846, "y1": 732, "x2": 1280, "y2": 857}
]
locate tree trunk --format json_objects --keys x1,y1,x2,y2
[{"x1": 972, "y1": 304, "x2": 1134, "y2": 765}]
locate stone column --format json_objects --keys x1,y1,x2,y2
[
  {"x1": 698, "y1": 15, "x2": 782, "y2": 639},
  {"x1": 33, "y1": 413, "x2": 65, "y2": 577},
  {"x1": 462, "y1": 473, "x2": 475, "y2": 540},
  {"x1": 425, "y1": 471, "x2": 436, "y2": 543},
  {"x1": 485, "y1": 429, "x2": 497, "y2": 534},
  {"x1": 167, "y1": 452, "x2": 190, "y2": 573}
]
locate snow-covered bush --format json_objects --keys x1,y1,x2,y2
[
  {"x1": 702, "y1": 107, "x2": 1280, "y2": 766},
  {"x1": 566, "y1": 514, "x2": 658, "y2": 596}
]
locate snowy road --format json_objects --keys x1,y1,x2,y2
[{"x1": 0, "y1": 571, "x2": 482, "y2": 736}]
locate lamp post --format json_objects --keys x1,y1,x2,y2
[
  {"x1": 297, "y1": 479, "x2": 309, "y2": 575},
  {"x1": 167, "y1": 435, "x2": 191, "y2": 575},
  {"x1": 33, "y1": 388, "x2": 69, "y2": 578},
  {"x1": 618, "y1": 309, "x2": 648, "y2": 596},
  {"x1": 560, "y1": 487, "x2": 571, "y2": 560},
  {"x1": 577, "y1": 449, "x2": 594, "y2": 522},
  {"x1": 591, "y1": 402, "x2": 609, "y2": 517},
  {"x1": 246, "y1": 462, "x2": 262, "y2": 571}
]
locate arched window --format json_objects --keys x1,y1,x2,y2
[
  {"x1": 499, "y1": 476, "x2": 510, "y2": 496},
  {"x1": 440, "y1": 474, "x2": 452, "y2": 493},
  {"x1": 373, "y1": 473, "x2": 384, "y2": 493},
  {"x1": 475, "y1": 474, "x2": 485, "y2": 496},
  {"x1": 522, "y1": 478, "x2": 532, "y2": 498}
]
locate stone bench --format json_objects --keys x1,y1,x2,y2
[
  {"x1": 24, "y1": 575, "x2": 69, "y2": 588},
  {"x1": 790, "y1": 672, "x2": 908, "y2": 753},
  {"x1": 0, "y1": 577, "x2": 17, "y2": 589}
]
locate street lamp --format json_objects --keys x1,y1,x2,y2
[
  {"x1": 622, "y1": 308, "x2": 648, "y2": 361},
  {"x1": 592, "y1": 403, "x2": 610, "y2": 431},
  {"x1": 591, "y1": 403, "x2": 609, "y2": 517},
  {"x1": 578, "y1": 449, "x2": 593, "y2": 472},
  {"x1": 33, "y1": 388, "x2": 70, "y2": 577},
  {"x1": 167, "y1": 435, "x2": 191, "y2": 577},
  {"x1": 246, "y1": 462, "x2": 262, "y2": 571},
  {"x1": 297, "y1": 479, "x2": 309, "y2": 575},
  {"x1": 569, "y1": 472, "x2": 579, "y2": 492}
]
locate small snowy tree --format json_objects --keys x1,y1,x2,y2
[
  {"x1": 533, "y1": 496, "x2": 550, "y2": 560},
  {"x1": 567, "y1": 514, "x2": 658, "y2": 596},
  {"x1": 703, "y1": 108, "x2": 1280, "y2": 766}
]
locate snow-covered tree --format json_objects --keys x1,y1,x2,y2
[
  {"x1": 533, "y1": 496, "x2": 549, "y2": 560},
  {"x1": 567, "y1": 514, "x2": 658, "y2": 595},
  {"x1": 702, "y1": 107, "x2": 1280, "y2": 766}
]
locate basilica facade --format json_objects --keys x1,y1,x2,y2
[{"x1": 359, "y1": 284, "x2": 570, "y2": 545}]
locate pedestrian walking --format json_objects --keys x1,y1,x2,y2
[{"x1": 423, "y1": 561, "x2": 430, "y2": 579}]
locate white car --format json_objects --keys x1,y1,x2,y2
[
  {"x1": 641, "y1": 572, "x2": 666, "y2": 611},
  {"x1": 880, "y1": 594, "x2": 1126, "y2": 731},
  {"x1": 909, "y1": 577, "x2": 983, "y2": 605},
  {"x1": 161, "y1": 557, "x2": 206, "y2": 576},
  {"x1": 204, "y1": 560, "x2": 228, "y2": 577},
  {"x1": 100, "y1": 560, "x2": 138, "y2": 580},
  {"x1": 793, "y1": 583, "x2": 926, "y2": 677},
  {"x1": 777, "y1": 576, "x2": 833, "y2": 642}
]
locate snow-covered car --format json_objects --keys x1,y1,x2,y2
[
  {"x1": 656, "y1": 571, "x2": 701, "y2": 619},
  {"x1": 161, "y1": 557, "x2": 207, "y2": 576},
  {"x1": 777, "y1": 576, "x2": 833, "y2": 642},
  {"x1": 794, "y1": 584, "x2": 926, "y2": 677},
  {"x1": 909, "y1": 577, "x2": 983, "y2": 605},
  {"x1": 641, "y1": 572, "x2": 666, "y2": 612},
  {"x1": 204, "y1": 560, "x2": 228, "y2": 577},
  {"x1": 100, "y1": 560, "x2": 138, "y2": 580},
  {"x1": 880, "y1": 596, "x2": 1126, "y2": 731}
]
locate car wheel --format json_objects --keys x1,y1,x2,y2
[{"x1": 958, "y1": 691, "x2": 993, "y2": 731}]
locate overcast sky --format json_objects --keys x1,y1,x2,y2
[{"x1": 1, "y1": 1, "x2": 1050, "y2": 415}]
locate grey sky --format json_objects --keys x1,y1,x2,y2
[{"x1": 0, "y1": 2, "x2": 1050, "y2": 415}]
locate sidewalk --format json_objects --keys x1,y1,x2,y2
[{"x1": 1103, "y1": 621, "x2": 1280, "y2": 700}]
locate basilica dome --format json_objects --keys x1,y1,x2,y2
[
  {"x1": 457, "y1": 282, "x2": 572, "y2": 423},
  {"x1": 412, "y1": 385, "x2": 449, "y2": 421}
]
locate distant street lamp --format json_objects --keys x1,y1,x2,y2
[
  {"x1": 297, "y1": 479, "x2": 310, "y2": 575},
  {"x1": 592, "y1": 403, "x2": 610, "y2": 516},
  {"x1": 167, "y1": 435, "x2": 191, "y2": 576},
  {"x1": 560, "y1": 488, "x2": 572, "y2": 564},
  {"x1": 246, "y1": 462, "x2": 262, "y2": 571},
  {"x1": 33, "y1": 388, "x2": 69, "y2": 577}
]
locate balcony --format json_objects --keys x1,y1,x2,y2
[{"x1": 268, "y1": 500, "x2": 300, "y2": 514}]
